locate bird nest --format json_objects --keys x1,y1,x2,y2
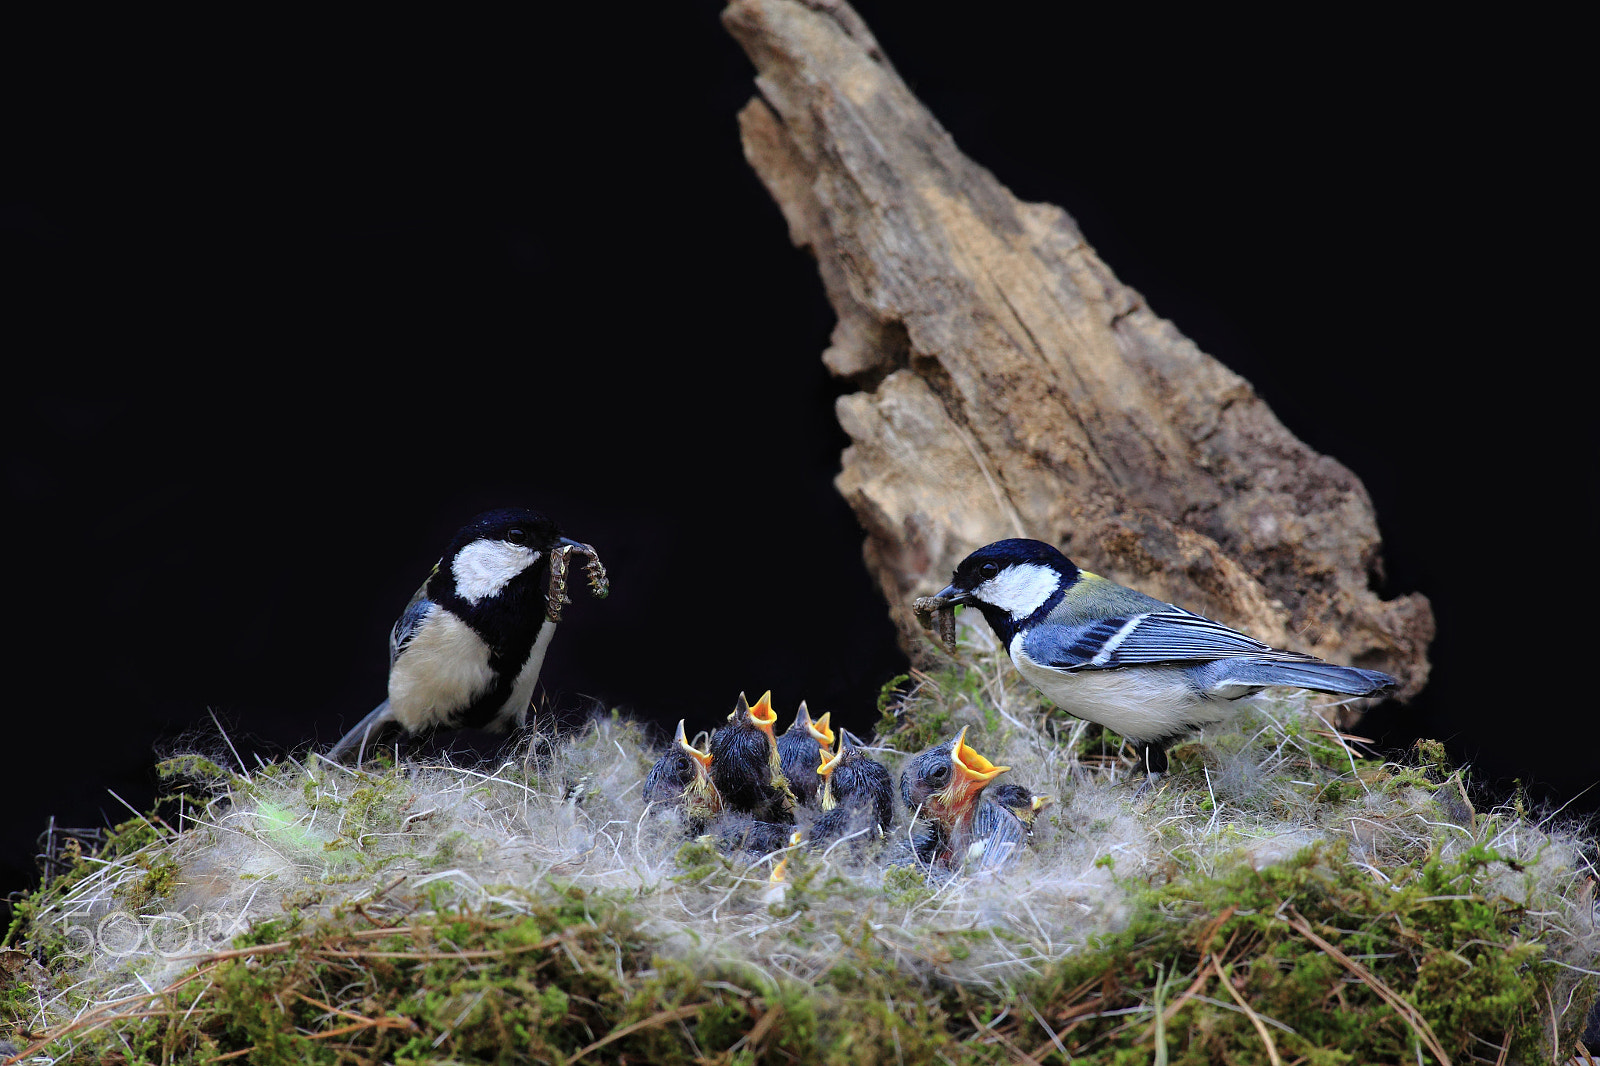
[{"x1": 3, "y1": 615, "x2": 1597, "y2": 1063}]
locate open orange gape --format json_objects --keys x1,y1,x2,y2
[
  {"x1": 734, "y1": 690, "x2": 779, "y2": 736},
  {"x1": 927, "y1": 725, "x2": 1010, "y2": 821}
]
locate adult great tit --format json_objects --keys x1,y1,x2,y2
[
  {"x1": 325, "y1": 508, "x2": 606, "y2": 763},
  {"x1": 927, "y1": 538, "x2": 1396, "y2": 782}
]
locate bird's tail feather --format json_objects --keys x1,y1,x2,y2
[
  {"x1": 1199, "y1": 659, "x2": 1396, "y2": 698},
  {"x1": 325, "y1": 700, "x2": 397, "y2": 763}
]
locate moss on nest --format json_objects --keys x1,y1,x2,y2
[{"x1": 3, "y1": 617, "x2": 1596, "y2": 1063}]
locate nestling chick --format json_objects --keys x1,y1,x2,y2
[
  {"x1": 775, "y1": 701, "x2": 835, "y2": 806},
  {"x1": 899, "y1": 726, "x2": 1010, "y2": 869},
  {"x1": 809, "y1": 729, "x2": 895, "y2": 850},
  {"x1": 955, "y1": 782, "x2": 1055, "y2": 874},
  {"x1": 708, "y1": 691, "x2": 797, "y2": 824},
  {"x1": 642, "y1": 720, "x2": 723, "y2": 832},
  {"x1": 326, "y1": 508, "x2": 607, "y2": 763},
  {"x1": 986, "y1": 782, "x2": 1054, "y2": 838},
  {"x1": 926, "y1": 538, "x2": 1396, "y2": 784}
]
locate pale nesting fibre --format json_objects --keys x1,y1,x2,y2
[{"x1": 12, "y1": 610, "x2": 1599, "y2": 1047}]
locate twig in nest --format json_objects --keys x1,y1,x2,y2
[
  {"x1": 1140, "y1": 930, "x2": 1235, "y2": 1049},
  {"x1": 565, "y1": 1002, "x2": 711, "y2": 1064},
  {"x1": 968, "y1": 1009, "x2": 1045, "y2": 1066},
  {"x1": 1211, "y1": 955, "x2": 1283, "y2": 1066},
  {"x1": 1026, "y1": 975, "x2": 1106, "y2": 1060},
  {"x1": 727, "y1": 1003, "x2": 784, "y2": 1058},
  {"x1": 2, "y1": 961, "x2": 226, "y2": 1064},
  {"x1": 290, "y1": 989, "x2": 419, "y2": 1045}
]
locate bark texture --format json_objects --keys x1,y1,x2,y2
[{"x1": 723, "y1": 0, "x2": 1434, "y2": 698}]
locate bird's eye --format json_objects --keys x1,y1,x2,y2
[
  {"x1": 927, "y1": 763, "x2": 949, "y2": 785},
  {"x1": 506, "y1": 528, "x2": 529, "y2": 545},
  {"x1": 980, "y1": 562, "x2": 999, "y2": 579}
]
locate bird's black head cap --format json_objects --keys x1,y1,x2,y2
[
  {"x1": 947, "y1": 539, "x2": 1075, "y2": 594},
  {"x1": 448, "y1": 508, "x2": 563, "y2": 556}
]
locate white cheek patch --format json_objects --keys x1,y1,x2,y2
[
  {"x1": 451, "y1": 540, "x2": 540, "y2": 604},
  {"x1": 975, "y1": 563, "x2": 1061, "y2": 620}
]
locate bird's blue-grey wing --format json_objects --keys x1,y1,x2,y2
[
  {"x1": 1022, "y1": 607, "x2": 1310, "y2": 672},
  {"x1": 970, "y1": 799, "x2": 1028, "y2": 872},
  {"x1": 388, "y1": 568, "x2": 437, "y2": 667}
]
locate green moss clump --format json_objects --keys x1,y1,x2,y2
[
  {"x1": 124, "y1": 855, "x2": 181, "y2": 915},
  {"x1": 1030, "y1": 839, "x2": 1574, "y2": 1064},
  {"x1": 156, "y1": 754, "x2": 235, "y2": 789}
]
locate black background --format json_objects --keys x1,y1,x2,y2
[{"x1": 4, "y1": 5, "x2": 1592, "y2": 905}]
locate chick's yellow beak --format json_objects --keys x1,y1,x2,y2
[
  {"x1": 807, "y1": 708, "x2": 835, "y2": 749},
  {"x1": 747, "y1": 690, "x2": 778, "y2": 738},
  {"x1": 952, "y1": 725, "x2": 1009, "y2": 785},
  {"x1": 673, "y1": 719, "x2": 713, "y2": 770},
  {"x1": 818, "y1": 747, "x2": 844, "y2": 777},
  {"x1": 924, "y1": 725, "x2": 1010, "y2": 822}
]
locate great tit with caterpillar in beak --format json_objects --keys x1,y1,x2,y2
[
  {"x1": 326, "y1": 508, "x2": 608, "y2": 764},
  {"x1": 925, "y1": 538, "x2": 1395, "y2": 786}
]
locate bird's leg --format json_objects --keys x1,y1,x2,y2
[{"x1": 1131, "y1": 742, "x2": 1167, "y2": 796}]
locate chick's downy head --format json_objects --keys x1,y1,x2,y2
[
  {"x1": 643, "y1": 719, "x2": 722, "y2": 821},
  {"x1": 899, "y1": 726, "x2": 1009, "y2": 831}
]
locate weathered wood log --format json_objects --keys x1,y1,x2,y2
[{"x1": 724, "y1": 0, "x2": 1434, "y2": 700}]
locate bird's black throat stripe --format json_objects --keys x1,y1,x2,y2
[{"x1": 428, "y1": 562, "x2": 553, "y2": 731}]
